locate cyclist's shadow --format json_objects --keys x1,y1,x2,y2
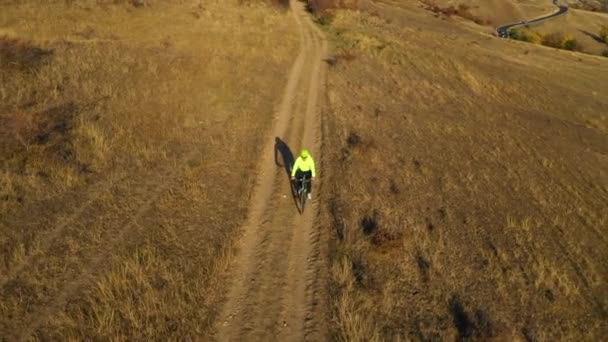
[
  {"x1": 274, "y1": 137, "x2": 301, "y2": 208},
  {"x1": 274, "y1": 137, "x2": 294, "y2": 178}
]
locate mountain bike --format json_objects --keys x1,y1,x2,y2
[{"x1": 293, "y1": 174, "x2": 311, "y2": 213}]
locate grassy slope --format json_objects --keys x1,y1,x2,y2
[
  {"x1": 563, "y1": 0, "x2": 608, "y2": 12},
  {"x1": 321, "y1": 1, "x2": 607, "y2": 341},
  {"x1": 411, "y1": 0, "x2": 553, "y2": 25},
  {"x1": 0, "y1": 1, "x2": 297, "y2": 339},
  {"x1": 531, "y1": 8, "x2": 608, "y2": 55},
  {"x1": 412, "y1": 0, "x2": 607, "y2": 56},
  {"x1": 475, "y1": 1, "x2": 605, "y2": 55}
]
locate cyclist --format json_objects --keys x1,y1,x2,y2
[{"x1": 291, "y1": 149, "x2": 316, "y2": 200}]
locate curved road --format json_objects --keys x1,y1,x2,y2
[{"x1": 497, "y1": 0, "x2": 568, "y2": 38}]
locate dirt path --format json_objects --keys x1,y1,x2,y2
[{"x1": 214, "y1": 3, "x2": 329, "y2": 341}]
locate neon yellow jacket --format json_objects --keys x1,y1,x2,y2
[{"x1": 291, "y1": 156, "x2": 316, "y2": 177}]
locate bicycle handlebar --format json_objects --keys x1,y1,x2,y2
[{"x1": 294, "y1": 176, "x2": 312, "y2": 181}]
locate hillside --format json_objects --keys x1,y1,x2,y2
[
  {"x1": 321, "y1": 0, "x2": 608, "y2": 340},
  {"x1": 0, "y1": 0, "x2": 298, "y2": 339},
  {"x1": 1, "y1": 0, "x2": 606, "y2": 340},
  {"x1": 564, "y1": 0, "x2": 608, "y2": 13},
  {"x1": 416, "y1": 0, "x2": 555, "y2": 26},
  {"x1": 530, "y1": 8, "x2": 608, "y2": 55}
]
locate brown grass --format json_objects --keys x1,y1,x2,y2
[
  {"x1": 528, "y1": 7, "x2": 608, "y2": 56},
  {"x1": 0, "y1": 36, "x2": 52, "y2": 68},
  {"x1": 0, "y1": 110, "x2": 46, "y2": 151},
  {"x1": 568, "y1": 0, "x2": 608, "y2": 13},
  {"x1": 510, "y1": 29, "x2": 586, "y2": 53},
  {"x1": 322, "y1": 3, "x2": 608, "y2": 341},
  {"x1": 0, "y1": 0, "x2": 298, "y2": 339},
  {"x1": 310, "y1": 0, "x2": 359, "y2": 10},
  {"x1": 423, "y1": 1, "x2": 491, "y2": 25},
  {"x1": 239, "y1": 0, "x2": 290, "y2": 9},
  {"x1": 325, "y1": 49, "x2": 357, "y2": 67}
]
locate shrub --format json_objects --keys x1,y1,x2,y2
[
  {"x1": 541, "y1": 32, "x2": 565, "y2": 48},
  {"x1": 522, "y1": 31, "x2": 542, "y2": 44},
  {"x1": 509, "y1": 28, "x2": 521, "y2": 40},
  {"x1": 602, "y1": 50, "x2": 608, "y2": 57},
  {"x1": 599, "y1": 25, "x2": 608, "y2": 43},
  {"x1": 315, "y1": 11, "x2": 335, "y2": 26},
  {"x1": 538, "y1": 32, "x2": 584, "y2": 52},
  {"x1": 561, "y1": 34, "x2": 583, "y2": 51},
  {"x1": 509, "y1": 29, "x2": 541, "y2": 44},
  {"x1": 510, "y1": 30, "x2": 584, "y2": 52}
]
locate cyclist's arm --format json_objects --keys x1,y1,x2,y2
[
  {"x1": 311, "y1": 158, "x2": 316, "y2": 178},
  {"x1": 291, "y1": 158, "x2": 300, "y2": 177}
]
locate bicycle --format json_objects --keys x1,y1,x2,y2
[{"x1": 293, "y1": 174, "x2": 311, "y2": 213}]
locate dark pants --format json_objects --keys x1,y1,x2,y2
[{"x1": 295, "y1": 170, "x2": 313, "y2": 194}]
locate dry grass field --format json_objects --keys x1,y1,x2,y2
[
  {"x1": 0, "y1": 0, "x2": 298, "y2": 339},
  {"x1": 2, "y1": 0, "x2": 607, "y2": 340},
  {"x1": 319, "y1": 0, "x2": 608, "y2": 340},
  {"x1": 491, "y1": 0, "x2": 608, "y2": 56},
  {"x1": 414, "y1": 0, "x2": 608, "y2": 56},
  {"x1": 411, "y1": 0, "x2": 555, "y2": 27},
  {"x1": 564, "y1": 0, "x2": 608, "y2": 13},
  {"x1": 530, "y1": 8, "x2": 608, "y2": 55}
]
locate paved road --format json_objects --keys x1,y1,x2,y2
[{"x1": 497, "y1": 0, "x2": 569, "y2": 38}]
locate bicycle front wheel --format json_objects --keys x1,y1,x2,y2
[{"x1": 300, "y1": 189, "x2": 306, "y2": 212}]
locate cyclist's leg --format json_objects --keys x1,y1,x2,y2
[
  {"x1": 295, "y1": 170, "x2": 304, "y2": 190},
  {"x1": 305, "y1": 171, "x2": 313, "y2": 194}
]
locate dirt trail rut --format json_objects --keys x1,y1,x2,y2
[{"x1": 214, "y1": 3, "x2": 328, "y2": 341}]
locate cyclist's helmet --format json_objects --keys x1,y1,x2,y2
[{"x1": 300, "y1": 149, "x2": 310, "y2": 158}]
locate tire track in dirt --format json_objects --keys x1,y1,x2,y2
[
  {"x1": 212, "y1": 7, "x2": 311, "y2": 338},
  {"x1": 214, "y1": 2, "x2": 328, "y2": 341},
  {"x1": 217, "y1": 15, "x2": 314, "y2": 331},
  {"x1": 277, "y1": 12, "x2": 329, "y2": 342},
  {"x1": 238, "y1": 12, "x2": 324, "y2": 339}
]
